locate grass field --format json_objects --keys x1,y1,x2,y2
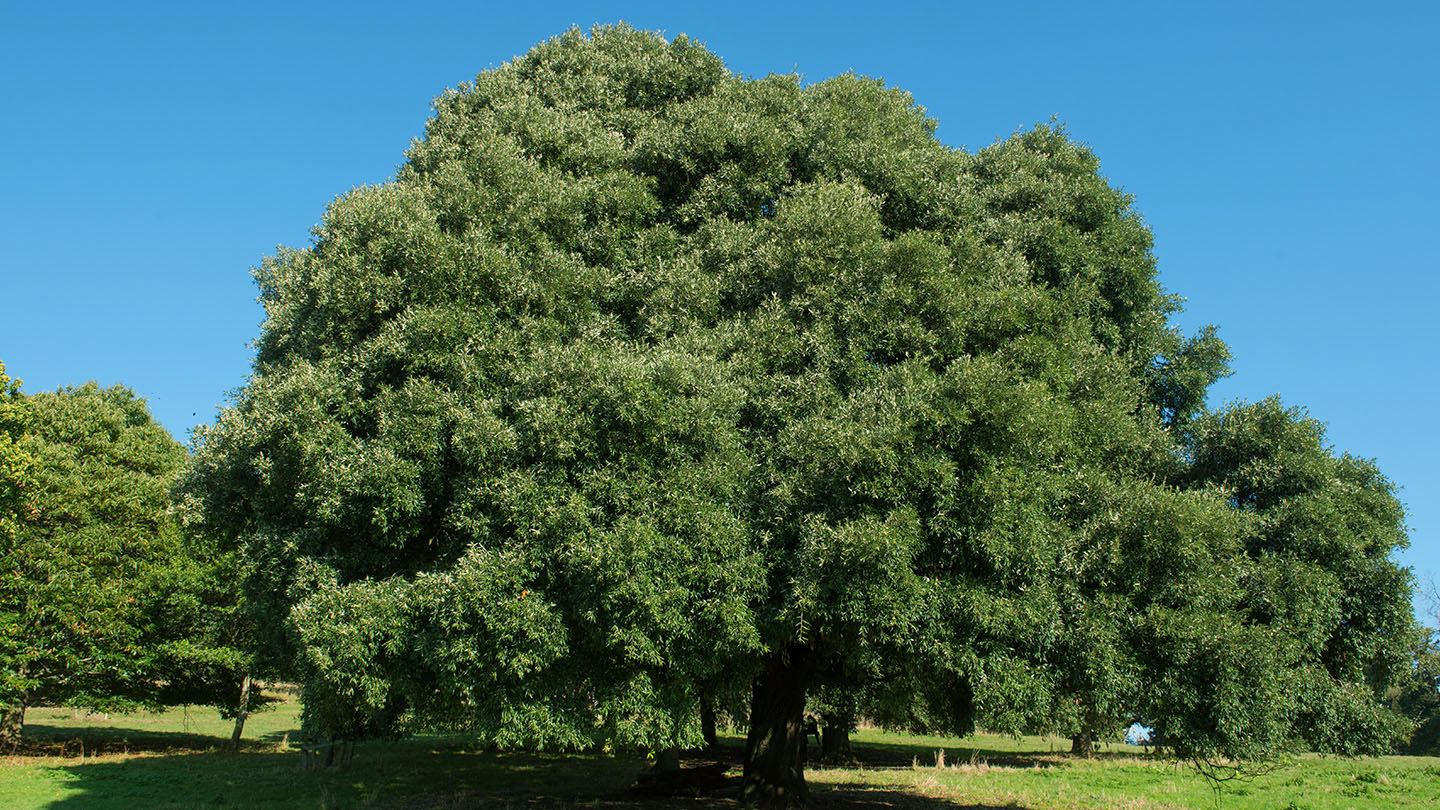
[
  {"x1": 2, "y1": 697, "x2": 1437, "y2": 809},
  {"x1": 820, "y1": 729, "x2": 1440, "y2": 810}
]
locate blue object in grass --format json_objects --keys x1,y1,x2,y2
[{"x1": 1125, "y1": 723, "x2": 1153, "y2": 746}]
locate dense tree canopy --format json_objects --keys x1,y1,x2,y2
[
  {"x1": 1182, "y1": 398, "x2": 1412, "y2": 755},
  {"x1": 1394, "y1": 580, "x2": 1440, "y2": 754},
  {"x1": 0, "y1": 382, "x2": 249, "y2": 745},
  {"x1": 181, "y1": 25, "x2": 1412, "y2": 805}
]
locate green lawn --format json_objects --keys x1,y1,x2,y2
[
  {"x1": 16, "y1": 696, "x2": 303, "y2": 755},
  {"x1": 2, "y1": 698, "x2": 646, "y2": 809},
  {"x1": 818, "y1": 727, "x2": 1440, "y2": 810},
  {"x1": 3, "y1": 700, "x2": 1437, "y2": 809}
]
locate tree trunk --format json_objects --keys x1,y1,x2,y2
[
  {"x1": 304, "y1": 736, "x2": 346, "y2": 771},
  {"x1": 1070, "y1": 730, "x2": 1095, "y2": 757},
  {"x1": 229, "y1": 670, "x2": 253, "y2": 751},
  {"x1": 2, "y1": 662, "x2": 28, "y2": 750},
  {"x1": 700, "y1": 700, "x2": 718, "y2": 749},
  {"x1": 820, "y1": 715, "x2": 851, "y2": 760},
  {"x1": 319, "y1": 737, "x2": 338, "y2": 769},
  {"x1": 1, "y1": 701, "x2": 24, "y2": 749},
  {"x1": 742, "y1": 645, "x2": 812, "y2": 809},
  {"x1": 655, "y1": 746, "x2": 681, "y2": 772}
]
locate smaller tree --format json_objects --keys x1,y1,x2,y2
[
  {"x1": 146, "y1": 529, "x2": 263, "y2": 747},
  {"x1": 1389, "y1": 625, "x2": 1440, "y2": 754},
  {"x1": 1387, "y1": 580, "x2": 1440, "y2": 754},
  {"x1": 0, "y1": 382, "x2": 246, "y2": 743},
  {"x1": 1183, "y1": 397, "x2": 1413, "y2": 755},
  {"x1": 806, "y1": 683, "x2": 860, "y2": 761}
]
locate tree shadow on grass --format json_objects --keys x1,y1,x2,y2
[
  {"x1": 30, "y1": 743, "x2": 1041, "y2": 810},
  {"x1": 692, "y1": 735, "x2": 1059, "y2": 772},
  {"x1": 831, "y1": 738, "x2": 1148, "y2": 770},
  {"x1": 366, "y1": 756, "x2": 1038, "y2": 810},
  {"x1": 18, "y1": 722, "x2": 292, "y2": 756},
  {"x1": 377, "y1": 775, "x2": 1036, "y2": 810},
  {"x1": 34, "y1": 742, "x2": 647, "y2": 810}
]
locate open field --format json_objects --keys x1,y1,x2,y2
[
  {"x1": 818, "y1": 731, "x2": 1440, "y2": 810},
  {"x1": 3, "y1": 698, "x2": 1438, "y2": 810}
]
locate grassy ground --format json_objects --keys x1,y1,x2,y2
[
  {"x1": 2, "y1": 698, "x2": 1438, "y2": 809},
  {"x1": 817, "y1": 727, "x2": 1440, "y2": 810},
  {"x1": 2, "y1": 697, "x2": 647, "y2": 809}
]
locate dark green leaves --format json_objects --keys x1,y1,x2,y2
[
  {"x1": 182, "y1": 25, "x2": 1411, "y2": 763},
  {"x1": 2, "y1": 383, "x2": 188, "y2": 713}
]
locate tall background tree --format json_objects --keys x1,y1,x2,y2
[
  {"x1": 1390, "y1": 580, "x2": 1440, "y2": 755},
  {"x1": 181, "y1": 25, "x2": 1413, "y2": 806},
  {"x1": 0, "y1": 361, "x2": 36, "y2": 747},
  {"x1": 0, "y1": 382, "x2": 250, "y2": 745}
]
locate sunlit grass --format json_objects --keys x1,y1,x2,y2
[
  {"x1": 0, "y1": 695, "x2": 648, "y2": 810},
  {"x1": 813, "y1": 727, "x2": 1440, "y2": 810},
  {"x1": 19, "y1": 693, "x2": 304, "y2": 755},
  {"x1": 3, "y1": 699, "x2": 1438, "y2": 809}
]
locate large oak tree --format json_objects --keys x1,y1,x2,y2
[{"x1": 182, "y1": 25, "x2": 1409, "y2": 805}]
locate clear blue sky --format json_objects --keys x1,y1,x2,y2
[{"x1": 3, "y1": 2, "x2": 1436, "y2": 606}]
